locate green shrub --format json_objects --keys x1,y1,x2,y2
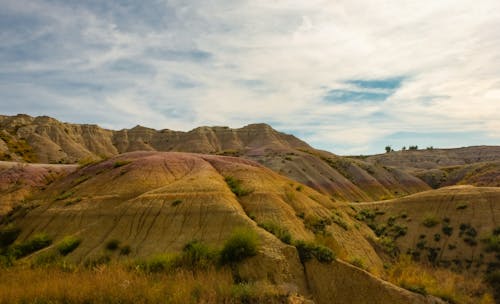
[
  {"x1": 422, "y1": 216, "x2": 439, "y2": 228},
  {"x1": 294, "y1": 240, "x2": 335, "y2": 263},
  {"x1": 171, "y1": 199, "x2": 183, "y2": 207},
  {"x1": 482, "y1": 234, "x2": 500, "y2": 253},
  {"x1": 105, "y1": 239, "x2": 120, "y2": 251},
  {"x1": 0, "y1": 225, "x2": 21, "y2": 248},
  {"x1": 12, "y1": 233, "x2": 52, "y2": 258},
  {"x1": 180, "y1": 240, "x2": 218, "y2": 269},
  {"x1": 349, "y1": 257, "x2": 366, "y2": 269},
  {"x1": 258, "y1": 221, "x2": 292, "y2": 244},
  {"x1": 57, "y1": 236, "x2": 81, "y2": 256},
  {"x1": 442, "y1": 225, "x2": 453, "y2": 236},
  {"x1": 224, "y1": 176, "x2": 251, "y2": 197},
  {"x1": 456, "y1": 203, "x2": 468, "y2": 210},
  {"x1": 220, "y1": 228, "x2": 259, "y2": 264}
]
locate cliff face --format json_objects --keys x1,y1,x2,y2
[{"x1": 0, "y1": 114, "x2": 430, "y2": 201}]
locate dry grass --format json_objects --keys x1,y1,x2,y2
[
  {"x1": 0, "y1": 263, "x2": 285, "y2": 304},
  {"x1": 385, "y1": 255, "x2": 494, "y2": 304}
]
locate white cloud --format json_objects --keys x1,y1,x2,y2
[{"x1": 0, "y1": 0, "x2": 499, "y2": 154}]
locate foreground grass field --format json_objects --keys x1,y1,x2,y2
[{"x1": 0, "y1": 264, "x2": 290, "y2": 304}]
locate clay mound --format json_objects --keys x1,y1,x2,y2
[
  {"x1": 0, "y1": 114, "x2": 430, "y2": 202},
  {"x1": 2, "y1": 151, "x2": 439, "y2": 304},
  {"x1": 0, "y1": 161, "x2": 75, "y2": 216},
  {"x1": 354, "y1": 186, "x2": 500, "y2": 274}
]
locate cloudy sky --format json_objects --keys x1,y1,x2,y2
[{"x1": 1, "y1": 0, "x2": 499, "y2": 154}]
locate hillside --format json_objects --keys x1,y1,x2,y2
[
  {"x1": 0, "y1": 114, "x2": 430, "y2": 201},
  {"x1": 365, "y1": 146, "x2": 500, "y2": 171},
  {"x1": 0, "y1": 151, "x2": 444, "y2": 304},
  {"x1": 352, "y1": 186, "x2": 500, "y2": 300}
]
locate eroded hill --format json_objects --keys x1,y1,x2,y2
[
  {"x1": 0, "y1": 151, "x2": 445, "y2": 304},
  {"x1": 0, "y1": 114, "x2": 430, "y2": 201}
]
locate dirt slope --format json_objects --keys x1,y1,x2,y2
[
  {"x1": 0, "y1": 161, "x2": 75, "y2": 216},
  {"x1": 354, "y1": 186, "x2": 500, "y2": 274},
  {"x1": 1, "y1": 151, "x2": 439, "y2": 304},
  {"x1": 0, "y1": 114, "x2": 429, "y2": 201}
]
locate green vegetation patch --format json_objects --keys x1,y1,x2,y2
[
  {"x1": 258, "y1": 221, "x2": 292, "y2": 244},
  {"x1": 294, "y1": 240, "x2": 335, "y2": 264},
  {"x1": 12, "y1": 233, "x2": 52, "y2": 258},
  {"x1": 113, "y1": 160, "x2": 132, "y2": 168},
  {"x1": 422, "y1": 215, "x2": 439, "y2": 228},
  {"x1": 224, "y1": 176, "x2": 252, "y2": 197},
  {"x1": 57, "y1": 236, "x2": 81, "y2": 256},
  {"x1": 220, "y1": 228, "x2": 259, "y2": 264}
]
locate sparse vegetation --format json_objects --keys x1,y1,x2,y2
[
  {"x1": 55, "y1": 191, "x2": 74, "y2": 201},
  {"x1": 304, "y1": 216, "x2": 331, "y2": 235},
  {"x1": 258, "y1": 221, "x2": 292, "y2": 244},
  {"x1": 386, "y1": 255, "x2": 494, "y2": 304}
]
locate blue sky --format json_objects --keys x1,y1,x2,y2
[{"x1": 0, "y1": 0, "x2": 499, "y2": 155}]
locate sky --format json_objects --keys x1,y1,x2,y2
[{"x1": 1, "y1": 0, "x2": 499, "y2": 155}]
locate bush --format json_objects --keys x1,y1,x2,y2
[
  {"x1": 171, "y1": 199, "x2": 182, "y2": 206},
  {"x1": 180, "y1": 240, "x2": 218, "y2": 269},
  {"x1": 12, "y1": 233, "x2": 52, "y2": 258},
  {"x1": 349, "y1": 257, "x2": 366, "y2": 269},
  {"x1": 57, "y1": 236, "x2": 81, "y2": 256},
  {"x1": 294, "y1": 240, "x2": 335, "y2": 263},
  {"x1": 258, "y1": 221, "x2": 292, "y2": 244},
  {"x1": 220, "y1": 228, "x2": 259, "y2": 264},
  {"x1": 442, "y1": 225, "x2": 453, "y2": 236},
  {"x1": 422, "y1": 215, "x2": 439, "y2": 228},
  {"x1": 105, "y1": 239, "x2": 120, "y2": 251},
  {"x1": 0, "y1": 225, "x2": 21, "y2": 248},
  {"x1": 224, "y1": 176, "x2": 251, "y2": 197}
]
